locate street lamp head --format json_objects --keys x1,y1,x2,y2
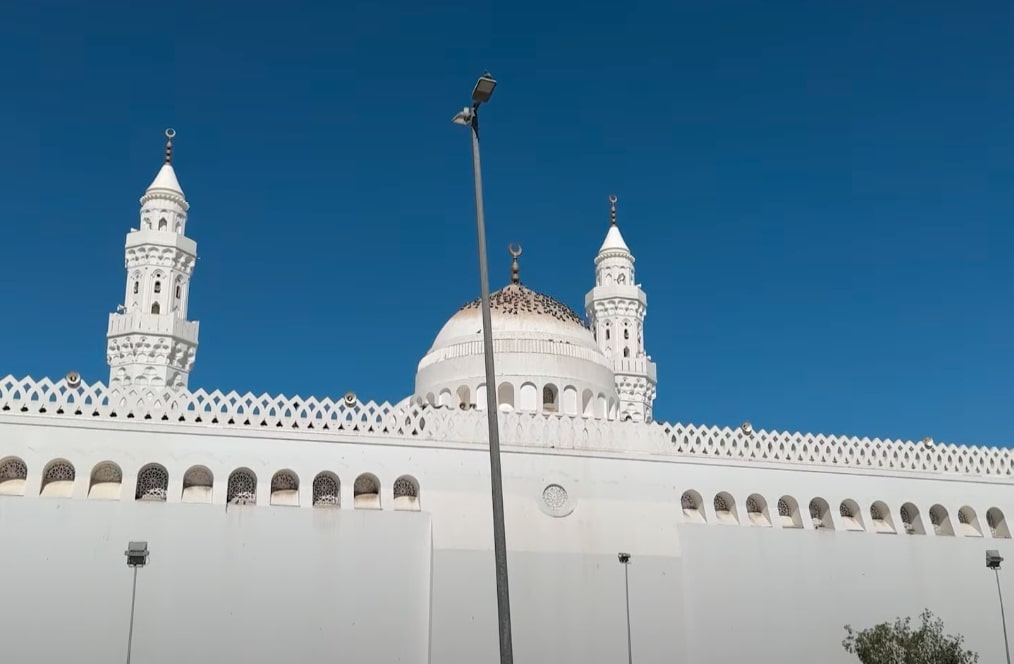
[
  {"x1": 618, "y1": 552, "x2": 631, "y2": 564},
  {"x1": 471, "y1": 72, "x2": 497, "y2": 105},
  {"x1": 125, "y1": 541, "x2": 149, "y2": 568},
  {"x1": 987, "y1": 549, "x2": 1004, "y2": 570}
]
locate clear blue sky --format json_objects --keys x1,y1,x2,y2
[{"x1": 1, "y1": 1, "x2": 1011, "y2": 446}]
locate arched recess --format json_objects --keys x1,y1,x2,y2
[
  {"x1": 542, "y1": 384, "x2": 559, "y2": 413},
  {"x1": 393, "y1": 475, "x2": 420, "y2": 511},
  {"x1": 929, "y1": 504, "x2": 954, "y2": 536},
  {"x1": 353, "y1": 473, "x2": 381, "y2": 510},
  {"x1": 227, "y1": 468, "x2": 257, "y2": 505},
  {"x1": 681, "y1": 490, "x2": 705, "y2": 524},
  {"x1": 270, "y1": 470, "x2": 299, "y2": 507},
  {"x1": 438, "y1": 389, "x2": 453, "y2": 407},
  {"x1": 476, "y1": 383, "x2": 488, "y2": 410},
  {"x1": 957, "y1": 506, "x2": 982, "y2": 537},
  {"x1": 809, "y1": 498, "x2": 834, "y2": 530},
  {"x1": 456, "y1": 385, "x2": 471, "y2": 409},
  {"x1": 839, "y1": 499, "x2": 865, "y2": 532},
  {"x1": 899, "y1": 502, "x2": 925, "y2": 535},
  {"x1": 987, "y1": 508, "x2": 1011, "y2": 539},
  {"x1": 519, "y1": 382, "x2": 538, "y2": 411},
  {"x1": 581, "y1": 389, "x2": 595, "y2": 417},
  {"x1": 41, "y1": 460, "x2": 75, "y2": 498},
  {"x1": 312, "y1": 472, "x2": 340, "y2": 508},
  {"x1": 497, "y1": 383, "x2": 515, "y2": 411},
  {"x1": 0, "y1": 456, "x2": 27, "y2": 496},
  {"x1": 182, "y1": 466, "x2": 213, "y2": 504},
  {"x1": 777, "y1": 496, "x2": 803, "y2": 529},
  {"x1": 596, "y1": 394, "x2": 607, "y2": 418},
  {"x1": 713, "y1": 492, "x2": 738, "y2": 525},
  {"x1": 135, "y1": 464, "x2": 169, "y2": 501},
  {"x1": 562, "y1": 385, "x2": 578, "y2": 415},
  {"x1": 869, "y1": 501, "x2": 896, "y2": 534},
  {"x1": 89, "y1": 461, "x2": 123, "y2": 500},
  {"x1": 746, "y1": 494, "x2": 770, "y2": 527}
]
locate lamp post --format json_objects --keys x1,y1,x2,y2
[
  {"x1": 452, "y1": 72, "x2": 514, "y2": 664},
  {"x1": 987, "y1": 550, "x2": 1012, "y2": 664},
  {"x1": 124, "y1": 541, "x2": 149, "y2": 664},
  {"x1": 618, "y1": 552, "x2": 633, "y2": 664}
]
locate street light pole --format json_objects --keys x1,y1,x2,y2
[
  {"x1": 618, "y1": 553, "x2": 633, "y2": 664},
  {"x1": 452, "y1": 72, "x2": 514, "y2": 664},
  {"x1": 124, "y1": 541, "x2": 150, "y2": 664},
  {"x1": 988, "y1": 550, "x2": 1012, "y2": 664}
]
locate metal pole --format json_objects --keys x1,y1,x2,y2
[
  {"x1": 996, "y1": 568, "x2": 1012, "y2": 664},
  {"x1": 624, "y1": 562, "x2": 633, "y2": 664},
  {"x1": 126, "y1": 565, "x2": 138, "y2": 664},
  {"x1": 468, "y1": 106, "x2": 514, "y2": 664}
]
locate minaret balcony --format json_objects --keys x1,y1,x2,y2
[
  {"x1": 125, "y1": 228, "x2": 197, "y2": 257},
  {"x1": 612, "y1": 357, "x2": 657, "y2": 383},
  {"x1": 107, "y1": 312, "x2": 199, "y2": 344}
]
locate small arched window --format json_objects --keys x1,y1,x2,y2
[
  {"x1": 605, "y1": 329, "x2": 611, "y2": 340},
  {"x1": 133, "y1": 281, "x2": 139, "y2": 294},
  {"x1": 151, "y1": 302, "x2": 160, "y2": 314},
  {"x1": 623, "y1": 329, "x2": 629, "y2": 340},
  {"x1": 623, "y1": 347, "x2": 630, "y2": 358},
  {"x1": 154, "y1": 281, "x2": 161, "y2": 293},
  {"x1": 158, "y1": 218, "x2": 167, "y2": 230},
  {"x1": 175, "y1": 285, "x2": 181, "y2": 299}
]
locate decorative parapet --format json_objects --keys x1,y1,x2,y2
[{"x1": 1, "y1": 375, "x2": 1011, "y2": 478}]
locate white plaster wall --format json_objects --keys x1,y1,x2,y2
[
  {"x1": 0, "y1": 498, "x2": 432, "y2": 663},
  {"x1": 1, "y1": 415, "x2": 1013, "y2": 662}
]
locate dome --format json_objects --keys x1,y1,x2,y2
[{"x1": 415, "y1": 283, "x2": 619, "y2": 418}]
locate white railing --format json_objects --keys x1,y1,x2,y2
[{"x1": 1, "y1": 375, "x2": 1011, "y2": 478}]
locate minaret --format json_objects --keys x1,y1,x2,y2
[
  {"x1": 584, "y1": 195, "x2": 657, "y2": 422},
  {"x1": 106, "y1": 129, "x2": 199, "y2": 391}
]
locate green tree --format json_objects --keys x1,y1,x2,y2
[{"x1": 843, "y1": 609, "x2": 979, "y2": 664}]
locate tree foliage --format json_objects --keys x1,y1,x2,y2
[{"x1": 843, "y1": 609, "x2": 979, "y2": 664}]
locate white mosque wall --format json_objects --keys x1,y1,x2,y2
[{"x1": 0, "y1": 498, "x2": 432, "y2": 663}]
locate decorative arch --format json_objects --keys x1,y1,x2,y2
[
  {"x1": 808, "y1": 497, "x2": 834, "y2": 530},
  {"x1": 929, "y1": 504, "x2": 954, "y2": 536},
  {"x1": 158, "y1": 217, "x2": 168, "y2": 230},
  {"x1": 745, "y1": 494, "x2": 770, "y2": 527},
  {"x1": 270, "y1": 470, "x2": 299, "y2": 507},
  {"x1": 777, "y1": 495, "x2": 803, "y2": 529},
  {"x1": 456, "y1": 385, "x2": 471, "y2": 409},
  {"x1": 713, "y1": 492, "x2": 738, "y2": 524},
  {"x1": 497, "y1": 383, "x2": 515, "y2": 411},
  {"x1": 869, "y1": 501, "x2": 896, "y2": 534},
  {"x1": 542, "y1": 384, "x2": 559, "y2": 413},
  {"x1": 135, "y1": 463, "x2": 169, "y2": 501},
  {"x1": 0, "y1": 456, "x2": 27, "y2": 496},
  {"x1": 438, "y1": 388, "x2": 453, "y2": 407},
  {"x1": 41, "y1": 460, "x2": 76, "y2": 498},
  {"x1": 562, "y1": 385, "x2": 578, "y2": 415},
  {"x1": 393, "y1": 475, "x2": 420, "y2": 511},
  {"x1": 581, "y1": 389, "x2": 594, "y2": 417},
  {"x1": 839, "y1": 499, "x2": 865, "y2": 532},
  {"x1": 957, "y1": 506, "x2": 982, "y2": 537},
  {"x1": 353, "y1": 473, "x2": 381, "y2": 510},
  {"x1": 227, "y1": 468, "x2": 257, "y2": 505},
  {"x1": 987, "y1": 508, "x2": 1010, "y2": 539},
  {"x1": 519, "y1": 382, "x2": 538, "y2": 411},
  {"x1": 151, "y1": 302, "x2": 160, "y2": 314},
  {"x1": 899, "y1": 502, "x2": 925, "y2": 535},
  {"x1": 312, "y1": 472, "x2": 340, "y2": 507},
  {"x1": 88, "y1": 461, "x2": 123, "y2": 500},
  {"x1": 182, "y1": 465, "x2": 213, "y2": 503},
  {"x1": 681, "y1": 490, "x2": 705, "y2": 524}
]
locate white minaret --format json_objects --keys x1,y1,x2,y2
[
  {"x1": 106, "y1": 129, "x2": 199, "y2": 391},
  {"x1": 584, "y1": 195, "x2": 657, "y2": 422}
]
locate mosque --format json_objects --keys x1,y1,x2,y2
[{"x1": 0, "y1": 130, "x2": 1011, "y2": 663}]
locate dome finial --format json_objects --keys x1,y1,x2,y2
[
  {"x1": 508, "y1": 243, "x2": 523, "y2": 284},
  {"x1": 164, "y1": 128, "x2": 176, "y2": 164},
  {"x1": 609, "y1": 194, "x2": 618, "y2": 226}
]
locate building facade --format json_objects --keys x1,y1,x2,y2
[{"x1": 0, "y1": 133, "x2": 1011, "y2": 663}]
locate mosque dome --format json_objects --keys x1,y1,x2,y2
[{"x1": 415, "y1": 248, "x2": 619, "y2": 418}]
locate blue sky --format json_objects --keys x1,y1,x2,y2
[{"x1": 0, "y1": 1, "x2": 1011, "y2": 445}]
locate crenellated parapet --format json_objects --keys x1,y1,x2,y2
[{"x1": 1, "y1": 374, "x2": 1011, "y2": 478}]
